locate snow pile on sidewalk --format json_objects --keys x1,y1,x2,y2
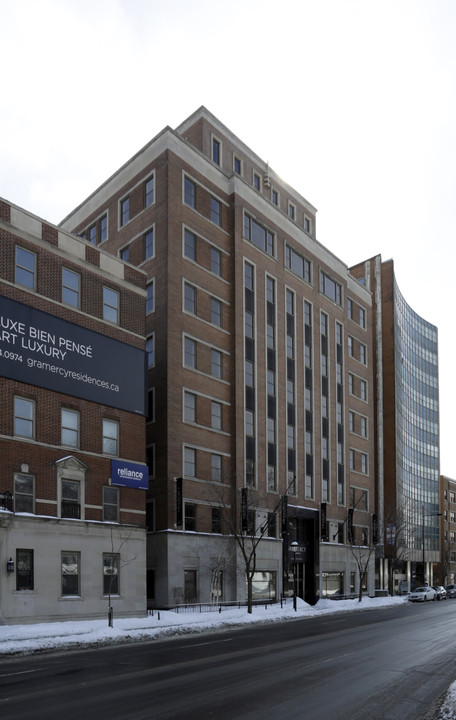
[{"x1": 0, "y1": 595, "x2": 406, "y2": 656}]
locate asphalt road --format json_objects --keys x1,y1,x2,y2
[{"x1": 1, "y1": 600, "x2": 456, "y2": 720}]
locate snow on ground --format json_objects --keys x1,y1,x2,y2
[{"x1": 0, "y1": 595, "x2": 454, "y2": 718}]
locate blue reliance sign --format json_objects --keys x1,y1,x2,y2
[
  {"x1": 0, "y1": 296, "x2": 146, "y2": 415},
  {"x1": 111, "y1": 459, "x2": 148, "y2": 490}
]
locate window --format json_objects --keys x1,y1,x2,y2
[
  {"x1": 211, "y1": 349, "x2": 222, "y2": 378},
  {"x1": 360, "y1": 344, "x2": 366, "y2": 365},
  {"x1": 61, "y1": 552, "x2": 80, "y2": 596},
  {"x1": 103, "y1": 419, "x2": 119, "y2": 456},
  {"x1": 253, "y1": 172, "x2": 261, "y2": 191},
  {"x1": 61, "y1": 479, "x2": 80, "y2": 519},
  {"x1": 272, "y1": 189, "x2": 278, "y2": 206},
  {"x1": 285, "y1": 245, "x2": 311, "y2": 283},
  {"x1": 243, "y1": 213, "x2": 274, "y2": 256},
  {"x1": 146, "y1": 334, "x2": 155, "y2": 367},
  {"x1": 15, "y1": 246, "x2": 36, "y2": 289},
  {"x1": 211, "y1": 247, "x2": 222, "y2": 276},
  {"x1": 144, "y1": 228, "x2": 154, "y2": 259},
  {"x1": 184, "y1": 229, "x2": 196, "y2": 260},
  {"x1": 103, "y1": 554, "x2": 119, "y2": 595},
  {"x1": 360, "y1": 379, "x2": 367, "y2": 401},
  {"x1": 16, "y1": 549, "x2": 34, "y2": 591},
  {"x1": 184, "y1": 282, "x2": 196, "y2": 314},
  {"x1": 100, "y1": 215, "x2": 108, "y2": 243},
  {"x1": 361, "y1": 453, "x2": 368, "y2": 474},
  {"x1": 184, "y1": 503, "x2": 196, "y2": 531},
  {"x1": 211, "y1": 401, "x2": 222, "y2": 430},
  {"x1": 359, "y1": 307, "x2": 366, "y2": 328},
  {"x1": 212, "y1": 507, "x2": 222, "y2": 533},
  {"x1": 184, "y1": 337, "x2": 196, "y2": 368},
  {"x1": 304, "y1": 217, "x2": 311, "y2": 233},
  {"x1": 320, "y1": 271, "x2": 342, "y2": 305},
  {"x1": 360, "y1": 417, "x2": 367, "y2": 437},
  {"x1": 14, "y1": 473, "x2": 35, "y2": 513},
  {"x1": 184, "y1": 569, "x2": 197, "y2": 602},
  {"x1": 89, "y1": 225, "x2": 97, "y2": 245},
  {"x1": 120, "y1": 246, "x2": 130, "y2": 263},
  {"x1": 61, "y1": 408, "x2": 79, "y2": 448},
  {"x1": 184, "y1": 177, "x2": 196, "y2": 208},
  {"x1": 349, "y1": 449, "x2": 355, "y2": 470},
  {"x1": 103, "y1": 486, "x2": 119, "y2": 522},
  {"x1": 14, "y1": 396, "x2": 35, "y2": 438},
  {"x1": 103, "y1": 287, "x2": 119, "y2": 324},
  {"x1": 210, "y1": 197, "x2": 222, "y2": 226},
  {"x1": 288, "y1": 202, "x2": 296, "y2": 220},
  {"x1": 211, "y1": 454, "x2": 222, "y2": 482},
  {"x1": 184, "y1": 392, "x2": 196, "y2": 423},
  {"x1": 184, "y1": 446, "x2": 196, "y2": 477},
  {"x1": 120, "y1": 197, "x2": 130, "y2": 226},
  {"x1": 146, "y1": 280, "x2": 155, "y2": 313},
  {"x1": 212, "y1": 137, "x2": 220, "y2": 165},
  {"x1": 234, "y1": 156, "x2": 241, "y2": 174},
  {"x1": 211, "y1": 298, "x2": 222, "y2": 327},
  {"x1": 349, "y1": 411, "x2": 354, "y2": 433},
  {"x1": 347, "y1": 299, "x2": 353, "y2": 319},
  {"x1": 144, "y1": 175, "x2": 155, "y2": 207},
  {"x1": 62, "y1": 268, "x2": 80, "y2": 308}
]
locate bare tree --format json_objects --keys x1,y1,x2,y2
[
  {"x1": 105, "y1": 525, "x2": 137, "y2": 627},
  {"x1": 206, "y1": 479, "x2": 292, "y2": 614}
]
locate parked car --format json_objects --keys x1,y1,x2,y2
[
  {"x1": 408, "y1": 586, "x2": 436, "y2": 602},
  {"x1": 445, "y1": 584, "x2": 456, "y2": 598},
  {"x1": 432, "y1": 586, "x2": 447, "y2": 600}
]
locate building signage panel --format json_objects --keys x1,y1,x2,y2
[
  {"x1": 111, "y1": 459, "x2": 148, "y2": 490},
  {"x1": 0, "y1": 295, "x2": 145, "y2": 415}
]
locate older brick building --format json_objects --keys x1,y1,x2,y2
[
  {"x1": 0, "y1": 199, "x2": 147, "y2": 624},
  {"x1": 60, "y1": 107, "x2": 378, "y2": 607}
]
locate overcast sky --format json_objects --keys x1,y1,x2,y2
[{"x1": 1, "y1": 0, "x2": 455, "y2": 477}]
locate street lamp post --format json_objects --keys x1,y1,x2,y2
[
  {"x1": 290, "y1": 541, "x2": 298, "y2": 612},
  {"x1": 422, "y1": 504, "x2": 442, "y2": 586}
]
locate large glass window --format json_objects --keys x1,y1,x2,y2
[
  {"x1": 184, "y1": 177, "x2": 196, "y2": 208},
  {"x1": 184, "y1": 337, "x2": 196, "y2": 368},
  {"x1": 103, "y1": 553, "x2": 119, "y2": 595},
  {"x1": 16, "y1": 549, "x2": 34, "y2": 591},
  {"x1": 184, "y1": 282, "x2": 196, "y2": 314},
  {"x1": 144, "y1": 175, "x2": 155, "y2": 207},
  {"x1": 61, "y1": 479, "x2": 80, "y2": 519},
  {"x1": 211, "y1": 401, "x2": 222, "y2": 430},
  {"x1": 14, "y1": 396, "x2": 34, "y2": 438},
  {"x1": 285, "y1": 245, "x2": 311, "y2": 283},
  {"x1": 243, "y1": 214, "x2": 274, "y2": 256},
  {"x1": 15, "y1": 246, "x2": 36, "y2": 289},
  {"x1": 103, "y1": 287, "x2": 119, "y2": 324},
  {"x1": 14, "y1": 474, "x2": 35, "y2": 513},
  {"x1": 248, "y1": 571, "x2": 276, "y2": 601},
  {"x1": 320, "y1": 270, "x2": 342, "y2": 305},
  {"x1": 184, "y1": 392, "x2": 196, "y2": 423},
  {"x1": 144, "y1": 228, "x2": 154, "y2": 259},
  {"x1": 120, "y1": 197, "x2": 129, "y2": 226},
  {"x1": 184, "y1": 446, "x2": 196, "y2": 477},
  {"x1": 103, "y1": 486, "x2": 119, "y2": 522},
  {"x1": 184, "y1": 229, "x2": 196, "y2": 261},
  {"x1": 211, "y1": 298, "x2": 222, "y2": 327},
  {"x1": 184, "y1": 503, "x2": 196, "y2": 531},
  {"x1": 61, "y1": 552, "x2": 80, "y2": 596},
  {"x1": 103, "y1": 419, "x2": 119, "y2": 456},
  {"x1": 210, "y1": 197, "x2": 222, "y2": 226},
  {"x1": 61, "y1": 408, "x2": 79, "y2": 448},
  {"x1": 146, "y1": 280, "x2": 155, "y2": 313},
  {"x1": 62, "y1": 268, "x2": 80, "y2": 308},
  {"x1": 211, "y1": 247, "x2": 222, "y2": 276},
  {"x1": 146, "y1": 334, "x2": 155, "y2": 368}
]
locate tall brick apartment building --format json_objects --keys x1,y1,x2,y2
[
  {"x1": 0, "y1": 199, "x2": 147, "y2": 624},
  {"x1": 60, "y1": 107, "x2": 378, "y2": 607}
]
